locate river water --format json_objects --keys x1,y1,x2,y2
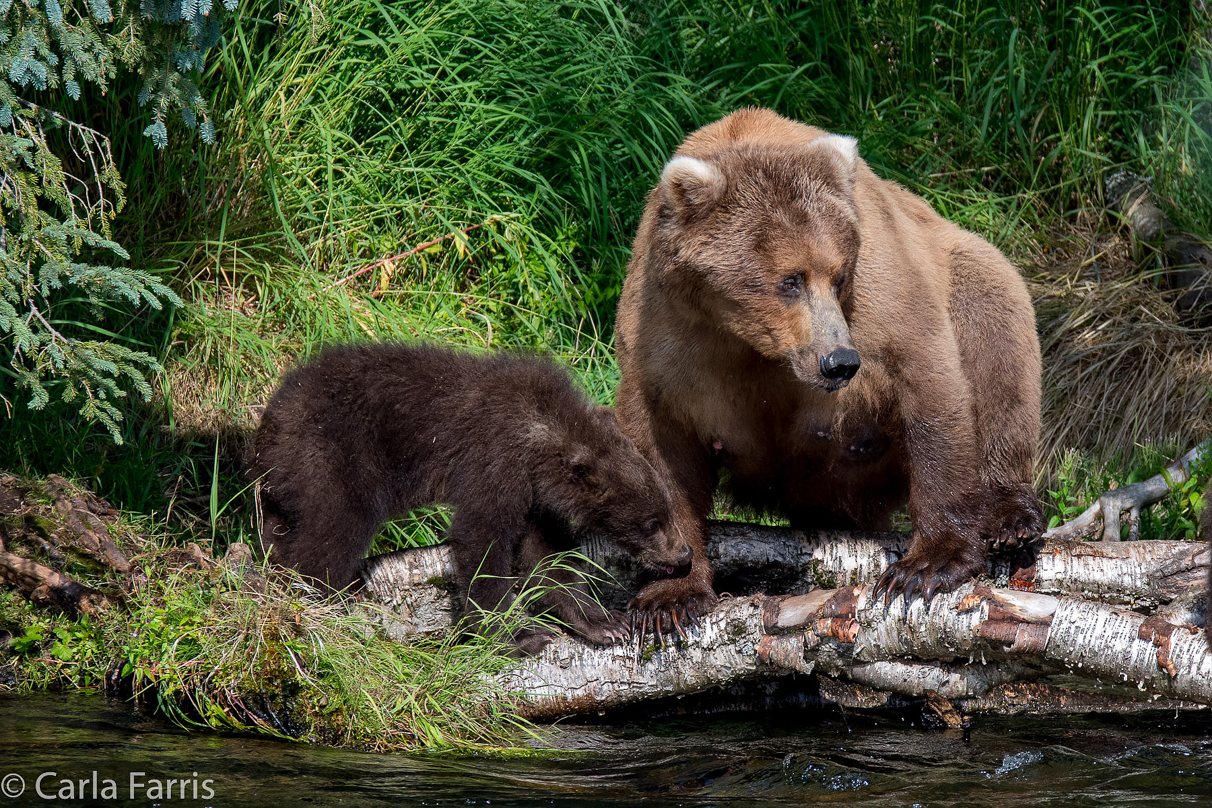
[{"x1": 1, "y1": 692, "x2": 1210, "y2": 806}]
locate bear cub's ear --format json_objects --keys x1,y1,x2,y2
[{"x1": 660, "y1": 156, "x2": 725, "y2": 213}]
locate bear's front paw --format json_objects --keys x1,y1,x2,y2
[
  {"x1": 573, "y1": 609, "x2": 632, "y2": 646},
  {"x1": 984, "y1": 483, "x2": 1045, "y2": 552},
  {"x1": 628, "y1": 575, "x2": 717, "y2": 647},
  {"x1": 509, "y1": 626, "x2": 558, "y2": 657},
  {"x1": 873, "y1": 548, "x2": 984, "y2": 607}
]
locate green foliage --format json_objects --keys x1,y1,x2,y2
[
  {"x1": 1, "y1": 528, "x2": 530, "y2": 749},
  {"x1": 0, "y1": 106, "x2": 177, "y2": 440},
  {"x1": 1, "y1": 0, "x2": 240, "y2": 443},
  {"x1": 635, "y1": 0, "x2": 1191, "y2": 238},
  {"x1": 1046, "y1": 441, "x2": 1212, "y2": 542},
  {"x1": 1151, "y1": 30, "x2": 1212, "y2": 236},
  {"x1": 2, "y1": 0, "x2": 1209, "y2": 520}
]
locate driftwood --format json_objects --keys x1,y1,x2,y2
[
  {"x1": 1106, "y1": 169, "x2": 1212, "y2": 320},
  {"x1": 361, "y1": 521, "x2": 1210, "y2": 719},
  {"x1": 1044, "y1": 438, "x2": 1211, "y2": 543},
  {"x1": 0, "y1": 545, "x2": 111, "y2": 614}
]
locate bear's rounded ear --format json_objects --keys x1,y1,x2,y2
[
  {"x1": 660, "y1": 156, "x2": 725, "y2": 213},
  {"x1": 805, "y1": 134, "x2": 859, "y2": 195}
]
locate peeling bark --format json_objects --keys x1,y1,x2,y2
[
  {"x1": 499, "y1": 596, "x2": 771, "y2": 720},
  {"x1": 360, "y1": 526, "x2": 1212, "y2": 718},
  {"x1": 498, "y1": 583, "x2": 1212, "y2": 718}
]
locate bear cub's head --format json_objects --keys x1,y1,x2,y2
[
  {"x1": 530, "y1": 406, "x2": 690, "y2": 576},
  {"x1": 655, "y1": 127, "x2": 863, "y2": 393}
]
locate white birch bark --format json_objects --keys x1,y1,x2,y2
[
  {"x1": 362, "y1": 524, "x2": 1208, "y2": 625},
  {"x1": 496, "y1": 596, "x2": 774, "y2": 719},
  {"x1": 358, "y1": 526, "x2": 1212, "y2": 718},
  {"x1": 498, "y1": 584, "x2": 1212, "y2": 718}
]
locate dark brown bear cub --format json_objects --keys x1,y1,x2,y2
[{"x1": 251, "y1": 343, "x2": 689, "y2": 653}]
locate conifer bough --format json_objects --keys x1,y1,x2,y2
[{"x1": 1, "y1": 0, "x2": 237, "y2": 440}]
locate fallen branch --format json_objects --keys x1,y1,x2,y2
[
  {"x1": 1106, "y1": 169, "x2": 1212, "y2": 321},
  {"x1": 0, "y1": 546, "x2": 110, "y2": 614},
  {"x1": 313, "y1": 217, "x2": 502, "y2": 297},
  {"x1": 1042, "y1": 438, "x2": 1211, "y2": 542}
]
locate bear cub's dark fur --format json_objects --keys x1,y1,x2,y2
[{"x1": 251, "y1": 343, "x2": 689, "y2": 652}]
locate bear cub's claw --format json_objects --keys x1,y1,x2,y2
[
  {"x1": 627, "y1": 575, "x2": 717, "y2": 649},
  {"x1": 509, "y1": 610, "x2": 631, "y2": 656},
  {"x1": 575, "y1": 609, "x2": 633, "y2": 647},
  {"x1": 510, "y1": 627, "x2": 558, "y2": 657}
]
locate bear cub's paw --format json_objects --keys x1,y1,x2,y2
[
  {"x1": 628, "y1": 575, "x2": 718, "y2": 644},
  {"x1": 572, "y1": 609, "x2": 632, "y2": 647},
  {"x1": 983, "y1": 483, "x2": 1045, "y2": 552},
  {"x1": 873, "y1": 546, "x2": 986, "y2": 607},
  {"x1": 510, "y1": 627, "x2": 559, "y2": 657}
]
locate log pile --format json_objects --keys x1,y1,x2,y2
[{"x1": 362, "y1": 523, "x2": 1211, "y2": 719}]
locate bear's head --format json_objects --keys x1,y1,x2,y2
[
  {"x1": 653, "y1": 130, "x2": 862, "y2": 392},
  {"x1": 530, "y1": 406, "x2": 691, "y2": 576}
]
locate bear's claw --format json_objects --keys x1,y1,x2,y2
[
  {"x1": 984, "y1": 484, "x2": 1045, "y2": 552},
  {"x1": 627, "y1": 575, "x2": 716, "y2": 653},
  {"x1": 873, "y1": 550, "x2": 984, "y2": 608}
]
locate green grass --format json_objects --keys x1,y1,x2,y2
[
  {"x1": 1, "y1": 0, "x2": 1209, "y2": 540},
  {"x1": 0, "y1": 479, "x2": 536, "y2": 750}
]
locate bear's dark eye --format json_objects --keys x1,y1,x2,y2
[
  {"x1": 834, "y1": 271, "x2": 847, "y2": 292},
  {"x1": 777, "y1": 275, "x2": 803, "y2": 296},
  {"x1": 644, "y1": 519, "x2": 661, "y2": 535}
]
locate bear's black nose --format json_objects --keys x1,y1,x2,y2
[{"x1": 820, "y1": 348, "x2": 861, "y2": 381}]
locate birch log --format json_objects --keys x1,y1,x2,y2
[
  {"x1": 360, "y1": 524, "x2": 1211, "y2": 718},
  {"x1": 363, "y1": 522, "x2": 1209, "y2": 631},
  {"x1": 502, "y1": 583, "x2": 1212, "y2": 719}
]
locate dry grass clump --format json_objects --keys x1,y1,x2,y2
[{"x1": 1029, "y1": 222, "x2": 1212, "y2": 485}]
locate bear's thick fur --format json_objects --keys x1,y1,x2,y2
[
  {"x1": 615, "y1": 108, "x2": 1043, "y2": 620},
  {"x1": 251, "y1": 344, "x2": 689, "y2": 652}
]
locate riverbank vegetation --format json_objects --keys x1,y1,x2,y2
[
  {"x1": 0, "y1": 475, "x2": 529, "y2": 749},
  {"x1": 2, "y1": 0, "x2": 1211, "y2": 748}
]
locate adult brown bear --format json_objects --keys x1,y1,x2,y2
[{"x1": 615, "y1": 108, "x2": 1043, "y2": 627}]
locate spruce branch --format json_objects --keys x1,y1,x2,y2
[{"x1": 1, "y1": 0, "x2": 233, "y2": 440}]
